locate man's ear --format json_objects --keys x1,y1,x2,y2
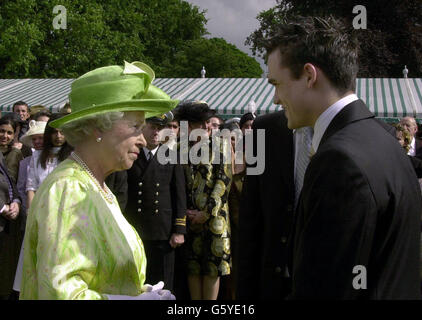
[{"x1": 303, "y1": 63, "x2": 317, "y2": 88}]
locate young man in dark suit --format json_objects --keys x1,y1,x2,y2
[
  {"x1": 124, "y1": 114, "x2": 186, "y2": 292},
  {"x1": 265, "y1": 16, "x2": 421, "y2": 299}
]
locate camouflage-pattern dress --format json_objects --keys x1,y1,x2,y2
[{"x1": 183, "y1": 138, "x2": 232, "y2": 277}]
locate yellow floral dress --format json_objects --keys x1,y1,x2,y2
[
  {"x1": 20, "y1": 159, "x2": 146, "y2": 299},
  {"x1": 183, "y1": 138, "x2": 232, "y2": 277}
]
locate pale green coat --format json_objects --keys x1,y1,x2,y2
[{"x1": 20, "y1": 159, "x2": 146, "y2": 299}]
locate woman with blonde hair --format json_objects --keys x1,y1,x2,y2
[
  {"x1": 393, "y1": 123, "x2": 412, "y2": 153},
  {"x1": 20, "y1": 61, "x2": 178, "y2": 300}
]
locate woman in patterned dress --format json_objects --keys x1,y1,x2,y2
[
  {"x1": 19, "y1": 61, "x2": 178, "y2": 300},
  {"x1": 174, "y1": 100, "x2": 232, "y2": 300}
]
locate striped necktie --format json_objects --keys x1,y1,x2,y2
[{"x1": 294, "y1": 126, "x2": 314, "y2": 210}]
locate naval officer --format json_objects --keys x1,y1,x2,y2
[{"x1": 125, "y1": 112, "x2": 187, "y2": 291}]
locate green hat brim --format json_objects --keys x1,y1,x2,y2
[{"x1": 49, "y1": 99, "x2": 179, "y2": 128}]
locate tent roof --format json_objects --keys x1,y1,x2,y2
[{"x1": 0, "y1": 78, "x2": 421, "y2": 121}]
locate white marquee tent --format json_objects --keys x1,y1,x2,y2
[{"x1": 0, "y1": 77, "x2": 421, "y2": 121}]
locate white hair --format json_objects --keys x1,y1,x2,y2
[{"x1": 61, "y1": 112, "x2": 125, "y2": 146}]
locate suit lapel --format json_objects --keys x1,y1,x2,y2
[
  {"x1": 280, "y1": 112, "x2": 295, "y2": 201},
  {"x1": 137, "y1": 145, "x2": 163, "y2": 179},
  {"x1": 133, "y1": 150, "x2": 149, "y2": 179},
  {"x1": 271, "y1": 111, "x2": 294, "y2": 201},
  {"x1": 289, "y1": 99, "x2": 374, "y2": 273},
  {"x1": 319, "y1": 99, "x2": 374, "y2": 148}
]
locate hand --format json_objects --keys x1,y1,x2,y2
[
  {"x1": 187, "y1": 209, "x2": 207, "y2": 224},
  {"x1": 139, "y1": 281, "x2": 175, "y2": 300},
  {"x1": 191, "y1": 210, "x2": 208, "y2": 224},
  {"x1": 186, "y1": 209, "x2": 197, "y2": 221},
  {"x1": 137, "y1": 290, "x2": 175, "y2": 300},
  {"x1": 141, "y1": 281, "x2": 164, "y2": 292},
  {"x1": 9, "y1": 201, "x2": 20, "y2": 216},
  {"x1": 1, "y1": 204, "x2": 16, "y2": 220},
  {"x1": 169, "y1": 233, "x2": 184, "y2": 248},
  {"x1": 2, "y1": 202, "x2": 20, "y2": 220},
  {"x1": 12, "y1": 142, "x2": 23, "y2": 150}
]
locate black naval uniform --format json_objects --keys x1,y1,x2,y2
[{"x1": 125, "y1": 145, "x2": 186, "y2": 291}]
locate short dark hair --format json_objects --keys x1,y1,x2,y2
[
  {"x1": 174, "y1": 100, "x2": 216, "y2": 123},
  {"x1": 219, "y1": 121, "x2": 239, "y2": 131},
  {"x1": 264, "y1": 16, "x2": 359, "y2": 94},
  {"x1": 208, "y1": 115, "x2": 224, "y2": 124},
  {"x1": 0, "y1": 118, "x2": 17, "y2": 133},
  {"x1": 239, "y1": 112, "x2": 256, "y2": 129},
  {"x1": 13, "y1": 101, "x2": 29, "y2": 112}
]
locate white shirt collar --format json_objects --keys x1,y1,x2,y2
[
  {"x1": 312, "y1": 94, "x2": 359, "y2": 152},
  {"x1": 143, "y1": 146, "x2": 159, "y2": 158},
  {"x1": 408, "y1": 137, "x2": 416, "y2": 156}
]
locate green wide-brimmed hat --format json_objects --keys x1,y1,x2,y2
[{"x1": 50, "y1": 61, "x2": 178, "y2": 128}]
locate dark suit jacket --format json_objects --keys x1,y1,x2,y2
[
  {"x1": 237, "y1": 111, "x2": 295, "y2": 300},
  {"x1": 124, "y1": 145, "x2": 187, "y2": 241},
  {"x1": 105, "y1": 170, "x2": 128, "y2": 211},
  {"x1": 0, "y1": 154, "x2": 21, "y2": 234},
  {"x1": 409, "y1": 156, "x2": 422, "y2": 178},
  {"x1": 288, "y1": 99, "x2": 422, "y2": 299},
  {"x1": 415, "y1": 138, "x2": 422, "y2": 159}
]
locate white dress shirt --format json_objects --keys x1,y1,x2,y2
[
  {"x1": 408, "y1": 137, "x2": 416, "y2": 156},
  {"x1": 312, "y1": 94, "x2": 359, "y2": 153},
  {"x1": 143, "y1": 146, "x2": 159, "y2": 160},
  {"x1": 26, "y1": 148, "x2": 60, "y2": 192}
]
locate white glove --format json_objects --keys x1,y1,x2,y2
[
  {"x1": 140, "y1": 281, "x2": 175, "y2": 300},
  {"x1": 105, "y1": 281, "x2": 175, "y2": 300},
  {"x1": 137, "y1": 290, "x2": 175, "y2": 300},
  {"x1": 141, "y1": 281, "x2": 164, "y2": 292}
]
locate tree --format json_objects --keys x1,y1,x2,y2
[
  {"x1": 170, "y1": 38, "x2": 263, "y2": 78},
  {"x1": 246, "y1": 0, "x2": 422, "y2": 77},
  {"x1": 0, "y1": 0, "x2": 208, "y2": 78}
]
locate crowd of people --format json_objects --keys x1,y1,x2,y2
[{"x1": 0, "y1": 15, "x2": 421, "y2": 300}]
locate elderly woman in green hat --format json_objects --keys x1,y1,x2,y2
[{"x1": 19, "y1": 61, "x2": 178, "y2": 300}]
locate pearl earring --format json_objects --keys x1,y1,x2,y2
[{"x1": 96, "y1": 137, "x2": 102, "y2": 143}]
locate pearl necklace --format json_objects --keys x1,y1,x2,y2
[{"x1": 71, "y1": 151, "x2": 114, "y2": 204}]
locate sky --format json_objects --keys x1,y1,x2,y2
[{"x1": 186, "y1": 0, "x2": 277, "y2": 76}]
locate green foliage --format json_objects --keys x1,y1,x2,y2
[
  {"x1": 169, "y1": 38, "x2": 263, "y2": 78},
  {"x1": 0, "y1": 0, "x2": 209, "y2": 78},
  {"x1": 246, "y1": 0, "x2": 422, "y2": 77}
]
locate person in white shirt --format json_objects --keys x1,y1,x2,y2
[
  {"x1": 400, "y1": 116, "x2": 422, "y2": 158},
  {"x1": 26, "y1": 115, "x2": 72, "y2": 208}
]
